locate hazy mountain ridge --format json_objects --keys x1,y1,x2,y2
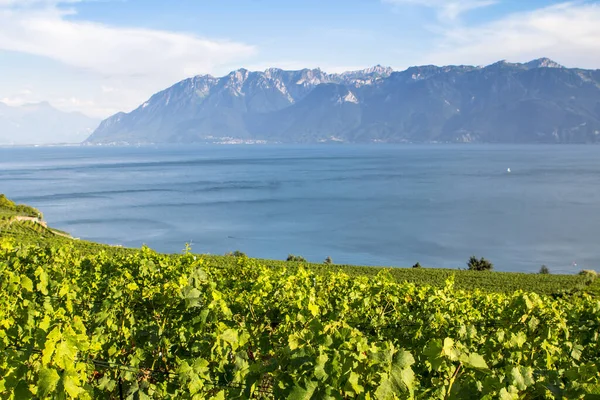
[
  {"x1": 86, "y1": 58, "x2": 600, "y2": 144},
  {"x1": 0, "y1": 102, "x2": 99, "y2": 145}
]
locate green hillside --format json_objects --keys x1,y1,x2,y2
[{"x1": 0, "y1": 194, "x2": 42, "y2": 219}]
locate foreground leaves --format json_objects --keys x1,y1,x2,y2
[{"x1": 0, "y1": 240, "x2": 598, "y2": 398}]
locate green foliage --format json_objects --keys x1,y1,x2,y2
[
  {"x1": 588, "y1": 278, "x2": 600, "y2": 297},
  {"x1": 204, "y1": 255, "x2": 597, "y2": 295},
  {"x1": 539, "y1": 265, "x2": 550, "y2": 274},
  {"x1": 2, "y1": 193, "x2": 596, "y2": 297},
  {"x1": 2, "y1": 196, "x2": 600, "y2": 397},
  {"x1": 467, "y1": 256, "x2": 494, "y2": 271},
  {"x1": 0, "y1": 194, "x2": 14, "y2": 209},
  {"x1": 287, "y1": 254, "x2": 306, "y2": 262},
  {"x1": 1, "y1": 220, "x2": 596, "y2": 296},
  {"x1": 225, "y1": 250, "x2": 247, "y2": 258},
  {"x1": 0, "y1": 240, "x2": 599, "y2": 399},
  {"x1": 579, "y1": 270, "x2": 599, "y2": 288},
  {"x1": 0, "y1": 194, "x2": 42, "y2": 218}
]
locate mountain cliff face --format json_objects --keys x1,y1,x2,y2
[
  {"x1": 0, "y1": 102, "x2": 99, "y2": 145},
  {"x1": 86, "y1": 58, "x2": 600, "y2": 144}
]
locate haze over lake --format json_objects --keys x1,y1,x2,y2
[{"x1": 2, "y1": 144, "x2": 599, "y2": 274}]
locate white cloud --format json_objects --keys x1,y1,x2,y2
[
  {"x1": 1, "y1": 89, "x2": 39, "y2": 106},
  {"x1": 0, "y1": 0, "x2": 81, "y2": 9},
  {"x1": 0, "y1": 0, "x2": 257, "y2": 117},
  {"x1": 1, "y1": 96, "x2": 29, "y2": 106},
  {"x1": 0, "y1": 4, "x2": 256, "y2": 79},
  {"x1": 384, "y1": 0, "x2": 497, "y2": 20},
  {"x1": 422, "y1": 2, "x2": 600, "y2": 68}
]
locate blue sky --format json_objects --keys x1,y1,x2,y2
[{"x1": 0, "y1": 0, "x2": 599, "y2": 118}]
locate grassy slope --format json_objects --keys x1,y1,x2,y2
[{"x1": 1, "y1": 194, "x2": 597, "y2": 296}]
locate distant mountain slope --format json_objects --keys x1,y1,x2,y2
[
  {"x1": 0, "y1": 102, "x2": 99, "y2": 145},
  {"x1": 86, "y1": 58, "x2": 600, "y2": 144}
]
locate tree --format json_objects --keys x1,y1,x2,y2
[
  {"x1": 412, "y1": 262, "x2": 422, "y2": 269},
  {"x1": 287, "y1": 254, "x2": 306, "y2": 262},
  {"x1": 324, "y1": 256, "x2": 333, "y2": 265},
  {"x1": 226, "y1": 250, "x2": 246, "y2": 258},
  {"x1": 467, "y1": 256, "x2": 493, "y2": 271},
  {"x1": 539, "y1": 265, "x2": 550, "y2": 274}
]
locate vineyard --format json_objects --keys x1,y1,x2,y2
[
  {"x1": 1, "y1": 240, "x2": 599, "y2": 399},
  {"x1": 227, "y1": 257, "x2": 597, "y2": 295},
  {"x1": 2, "y1": 221, "x2": 597, "y2": 296},
  {"x1": 1, "y1": 194, "x2": 599, "y2": 398}
]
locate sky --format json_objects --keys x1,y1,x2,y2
[{"x1": 1, "y1": 0, "x2": 599, "y2": 119}]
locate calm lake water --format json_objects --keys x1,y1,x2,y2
[{"x1": 1, "y1": 144, "x2": 599, "y2": 273}]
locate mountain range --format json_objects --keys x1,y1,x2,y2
[
  {"x1": 87, "y1": 58, "x2": 600, "y2": 144},
  {"x1": 0, "y1": 102, "x2": 98, "y2": 145}
]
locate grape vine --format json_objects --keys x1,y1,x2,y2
[{"x1": 1, "y1": 239, "x2": 599, "y2": 399}]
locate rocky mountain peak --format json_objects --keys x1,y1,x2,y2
[
  {"x1": 264, "y1": 67, "x2": 283, "y2": 78},
  {"x1": 486, "y1": 60, "x2": 522, "y2": 69},
  {"x1": 86, "y1": 59, "x2": 600, "y2": 145},
  {"x1": 525, "y1": 58, "x2": 564, "y2": 69},
  {"x1": 296, "y1": 68, "x2": 329, "y2": 85},
  {"x1": 226, "y1": 68, "x2": 250, "y2": 82},
  {"x1": 348, "y1": 65, "x2": 393, "y2": 76}
]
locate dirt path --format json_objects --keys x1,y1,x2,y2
[{"x1": 11, "y1": 215, "x2": 48, "y2": 227}]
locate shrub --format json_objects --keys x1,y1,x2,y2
[
  {"x1": 467, "y1": 256, "x2": 493, "y2": 271},
  {"x1": 578, "y1": 269, "x2": 597, "y2": 277},
  {"x1": 287, "y1": 254, "x2": 306, "y2": 262},
  {"x1": 324, "y1": 256, "x2": 333, "y2": 264},
  {"x1": 226, "y1": 250, "x2": 247, "y2": 258},
  {"x1": 412, "y1": 262, "x2": 422, "y2": 269},
  {"x1": 539, "y1": 265, "x2": 550, "y2": 274}
]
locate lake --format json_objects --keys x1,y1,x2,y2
[{"x1": 1, "y1": 144, "x2": 599, "y2": 273}]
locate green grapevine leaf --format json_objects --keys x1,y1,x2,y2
[
  {"x1": 571, "y1": 344, "x2": 583, "y2": 361},
  {"x1": 393, "y1": 350, "x2": 415, "y2": 369},
  {"x1": 308, "y1": 302, "x2": 319, "y2": 317},
  {"x1": 38, "y1": 367, "x2": 60, "y2": 397},
  {"x1": 314, "y1": 353, "x2": 329, "y2": 381},
  {"x1": 508, "y1": 332, "x2": 527, "y2": 349},
  {"x1": 499, "y1": 386, "x2": 519, "y2": 400},
  {"x1": 345, "y1": 371, "x2": 364, "y2": 395},
  {"x1": 209, "y1": 391, "x2": 226, "y2": 400},
  {"x1": 220, "y1": 329, "x2": 238, "y2": 347},
  {"x1": 35, "y1": 266, "x2": 49, "y2": 295},
  {"x1": 63, "y1": 374, "x2": 85, "y2": 398},
  {"x1": 462, "y1": 353, "x2": 489, "y2": 371},
  {"x1": 287, "y1": 380, "x2": 318, "y2": 400},
  {"x1": 510, "y1": 366, "x2": 534, "y2": 391},
  {"x1": 20, "y1": 275, "x2": 33, "y2": 292}
]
